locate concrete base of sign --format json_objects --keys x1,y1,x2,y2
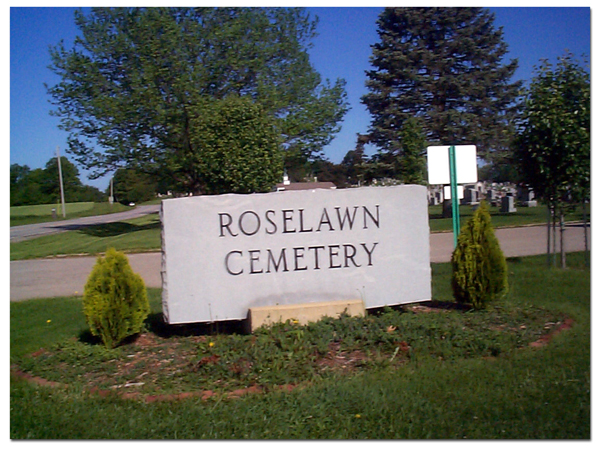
[{"x1": 247, "y1": 299, "x2": 365, "y2": 332}]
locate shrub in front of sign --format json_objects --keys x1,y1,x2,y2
[
  {"x1": 451, "y1": 201, "x2": 508, "y2": 309},
  {"x1": 83, "y1": 248, "x2": 149, "y2": 348}
]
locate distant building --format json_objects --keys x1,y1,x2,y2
[{"x1": 275, "y1": 173, "x2": 336, "y2": 192}]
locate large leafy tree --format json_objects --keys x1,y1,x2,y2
[
  {"x1": 112, "y1": 167, "x2": 157, "y2": 205},
  {"x1": 41, "y1": 156, "x2": 84, "y2": 201},
  {"x1": 513, "y1": 53, "x2": 590, "y2": 267},
  {"x1": 47, "y1": 7, "x2": 348, "y2": 194},
  {"x1": 514, "y1": 53, "x2": 590, "y2": 207},
  {"x1": 10, "y1": 164, "x2": 41, "y2": 206},
  {"x1": 362, "y1": 7, "x2": 521, "y2": 168}
]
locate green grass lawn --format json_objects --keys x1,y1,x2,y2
[
  {"x1": 10, "y1": 253, "x2": 590, "y2": 439},
  {"x1": 10, "y1": 202, "x2": 95, "y2": 217},
  {"x1": 428, "y1": 203, "x2": 589, "y2": 232},
  {"x1": 10, "y1": 202, "x2": 131, "y2": 226},
  {"x1": 10, "y1": 213, "x2": 161, "y2": 260}
]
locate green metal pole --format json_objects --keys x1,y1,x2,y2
[{"x1": 448, "y1": 145, "x2": 460, "y2": 248}]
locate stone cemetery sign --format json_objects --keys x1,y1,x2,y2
[{"x1": 161, "y1": 185, "x2": 431, "y2": 324}]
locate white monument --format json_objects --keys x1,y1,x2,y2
[{"x1": 161, "y1": 185, "x2": 432, "y2": 324}]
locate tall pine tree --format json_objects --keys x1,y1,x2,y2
[{"x1": 362, "y1": 7, "x2": 521, "y2": 167}]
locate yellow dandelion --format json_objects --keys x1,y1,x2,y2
[
  {"x1": 209, "y1": 342, "x2": 215, "y2": 347},
  {"x1": 46, "y1": 319, "x2": 51, "y2": 324},
  {"x1": 355, "y1": 414, "x2": 361, "y2": 419}
]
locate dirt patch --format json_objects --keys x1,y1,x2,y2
[
  {"x1": 529, "y1": 318, "x2": 574, "y2": 348},
  {"x1": 11, "y1": 367, "x2": 65, "y2": 389},
  {"x1": 316, "y1": 342, "x2": 372, "y2": 372}
]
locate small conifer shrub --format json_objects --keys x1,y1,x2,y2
[
  {"x1": 83, "y1": 248, "x2": 150, "y2": 348},
  {"x1": 451, "y1": 201, "x2": 508, "y2": 309}
]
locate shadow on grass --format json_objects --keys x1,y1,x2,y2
[
  {"x1": 417, "y1": 300, "x2": 473, "y2": 311},
  {"x1": 56, "y1": 220, "x2": 161, "y2": 238},
  {"x1": 76, "y1": 313, "x2": 248, "y2": 347},
  {"x1": 78, "y1": 329, "x2": 103, "y2": 345},
  {"x1": 145, "y1": 299, "x2": 477, "y2": 339}
]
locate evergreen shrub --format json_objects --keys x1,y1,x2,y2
[
  {"x1": 83, "y1": 248, "x2": 149, "y2": 348},
  {"x1": 451, "y1": 201, "x2": 508, "y2": 309}
]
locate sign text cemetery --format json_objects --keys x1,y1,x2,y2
[{"x1": 161, "y1": 185, "x2": 431, "y2": 324}]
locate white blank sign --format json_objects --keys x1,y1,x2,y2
[{"x1": 427, "y1": 145, "x2": 478, "y2": 185}]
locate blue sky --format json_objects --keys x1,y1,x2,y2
[{"x1": 9, "y1": 4, "x2": 591, "y2": 191}]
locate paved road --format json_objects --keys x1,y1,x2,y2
[
  {"x1": 430, "y1": 222, "x2": 590, "y2": 263},
  {"x1": 10, "y1": 252, "x2": 163, "y2": 301},
  {"x1": 10, "y1": 204, "x2": 161, "y2": 243},
  {"x1": 10, "y1": 222, "x2": 589, "y2": 301}
]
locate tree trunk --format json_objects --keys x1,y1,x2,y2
[
  {"x1": 560, "y1": 209, "x2": 566, "y2": 269},
  {"x1": 583, "y1": 200, "x2": 589, "y2": 266},
  {"x1": 552, "y1": 205, "x2": 557, "y2": 268},
  {"x1": 546, "y1": 204, "x2": 551, "y2": 267}
]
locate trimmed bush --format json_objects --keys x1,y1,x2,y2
[
  {"x1": 451, "y1": 201, "x2": 508, "y2": 309},
  {"x1": 83, "y1": 248, "x2": 150, "y2": 348}
]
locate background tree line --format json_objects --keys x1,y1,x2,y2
[
  {"x1": 10, "y1": 157, "x2": 105, "y2": 207},
  {"x1": 13, "y1": 7, "x2": 588, "y2": 217}
]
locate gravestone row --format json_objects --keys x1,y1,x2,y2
[{"x1": 427, "y1": 182, "x2": 536, "y2": 210}]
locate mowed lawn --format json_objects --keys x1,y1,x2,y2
[
  {"x1": 10, "y1": 253, "x2": 590, "y2": 439},
  {"x1": 10, "y1": 201, "x2": 131, "y2": 226},
  {"x1": 10, "y1": 214, "x2": 161, "y2": 260},
  {"x1": 10, "y1": 202, "x2": 95, "y2": 217},
  {"x1": 427, "y1": 203, "x2": 589, "y2": 232}
]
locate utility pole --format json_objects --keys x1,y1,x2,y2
[
  {"x1": 109, "y1": 176, "x2": 114, "y2": 205},
  {"x1": 56, "y1": 146, "x2": 66, "y2": 218}
]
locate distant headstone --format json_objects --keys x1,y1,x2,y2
[
  {"x1": 500, "y1": 195, "x2": 517, "y2": 213},
  {"x1": 517, "y1": 186, "x2": 537, "y2": 207},
  {"x1": 161, "y1": 185, "x2": 432, "y2": 324},
  {"x1": 442, "y1": 199, "x2": 453, "y2": 218},
  {"x1": 427, "y1": 187, "x2": 443, "y2": 206},
  {"x1": 461, "y1": 188, "x2": 479, "y2": 205}
]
